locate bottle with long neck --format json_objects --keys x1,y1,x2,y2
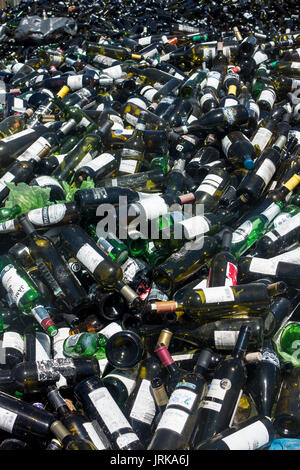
[
  {"x1": 17, "y1": 214, "x2": 90, "y2": 315},
  {"x1": 207, "y1": 229, "x2": 237, "y2": 287},
  {"x1": 150, "y1": 281, "x2": 287, "y2": 323},
  {"x1": 194, "y1": 168, "x2": 231, "y2": 212},
  {"x1": 59, "y1": 224, "x2": 142, "y2": 308},
  {"x1": 195, "y1": 415, "x2": 275, "y2": 450},
  {"x1": 190, "y1": 325, "x2": 250, "y2": 448},
  {"x1": 118, "y1": 111, "x2": 147, "y2": 176},
  {"x1": 46, "y1": 385, "x2": 110, "y2": 450},
  {"x1": 0, "y1": 254, "x2": 57, "y2": 337},
  {"x1": 26, "y1": 85, "x2": 70, "y2": 129},
  {"x1": 51, "y1": 119, "x2": 113, "y2": 183},
  {"x1": 148, "y1": 348, "x2": 213, "y2": 450},
  {"x1": 49, "y1": 420, "x2": 97, "y2": 450},
  {"x1": 245, "y1": 338, "x2": 282, "y2": 418},
  {"x1": 74, "y1": 375, "x2": 143, "y2": 450},
  {"x1": 154, "y1": 343, "x2": 187, "y2": 396},
  {"x1": 273, "y1": 367, "x2": 300, "y2": 438}
]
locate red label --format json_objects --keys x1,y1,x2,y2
[{"x1": 226, "y1": 262, "x2": 238, "y2": 286}]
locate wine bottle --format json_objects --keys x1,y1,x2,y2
[
  {"x1": 59, "y1": 224, "x2": 141, "y2": 308},
  {"x1": 150, "y1": 281, "x2": 287, "y2": 323},
  {"x1": 195, "y1": 415, "x2": 275, "y2": 450},
  {"x1": 0, "y1": 254, "x2": 57, "y2": 336},
  {"x1": 47, "y1": 385, "x2": 109, "y2": 449},
  {"x1": 154, "y1": 343, "x2": 187, "y2": 396},
  {"x1": 0, "y1": 328, "x2": 24, "y2": 370},
  {"x1": 245, "y1": 338, "x2": 282, "y2": 418},
  {"x1": 101, "y1": 366, "x2": 139, "y2": 413},
  {"x1": 273, "y1": 367, "x2": 300, "y2": 438},
  {"x1": 148, "y1": 349, "x2": 213, "y2": 450},
  {"x1": 221, "y1": 131, "x2": 256, "y2": 170},
  {"x1": 50, "y1": 420, "x2": 97, "y2": 450},
  {"x1": 105, "y1": 330, "x2": 144, "y2": 370},
  {"x1": 194, "y1": 168, "x2": 231, "y2": 212},
  {"x1": 190, "y1": 325, "x2": 250, "y2": 447},
  {"x1": 0, "y1": 357, "x2": 101, "y2": 394},
  {"x1": 74, "y1": 375, "x2": 143, "y2": 450},
  {"x1": 207, "y1": 229, "x2": 238, "y2": 287},
  {"x1": 63, "y1": 331, "x2": 107, "y2": 359},
  {"x1": 97, "y1": 168, "x2": 167, "y2": 193}
]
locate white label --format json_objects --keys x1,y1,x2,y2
[
  {"x1": 253, "y1": 50, "x2": 269, "y2": 64},
  {"x1": 222, "y1": 135, "x2": 232, "y2": 156},
  {"x1": 141, "y1": 86, "x2": 156, "y2": 102},
  {"x1": 179, "y1": 215, "x2": 210, "y2": 239},
  {"x1": 196, "y1": 174, "x2": 223, "y2": 196},
  {"x1": 0, "y1": 171, "x2": 15, "y2": 191},
  {"x1": 193, "y1": 279, "x2": 209, "y2": 289},
  {"x1": 119, "y1": 159, "x2": 138, "y2": 174},
  {"x1": 275, "y1": 212, "x2": 300, "y2": 236},
  {"x1": 214, "y1": 331, "x2": 239, "y2": 349},
  {"x1": 2, "y1": 331, "x2": 24, "y2": 354},
  {"x1": 1, "y1": 128, "x2": 35, "y2": 143},
  {"x1": 222, "y1": 419, "x2": 270, "y2": 450},
  {"x1": 256, "y1": 158, "x2": 276, "y2": 185},
  {"x1": 103, "y1": 65, "x2": 123, "y2": 79},
  {"x1": 18, "y1": 136, "x2": 50, "y2": 162},
  {"x1": 232, "y1": 220, "x2": 253, "y2": 243},
  {"x1": 201, "y1": 286, "x2": 235, "y2": 304},
  {"x1": 200, "y1": 92, "x2": 213, "y2": 107},
  {"x1": 139, "y1": 196, "x2": 169, "y2": 220},
  {"x1": 206, "y1": 378, "x2": 228, "y2": 400},
  {"x1": 28, "y1": 204, "x2": 67, "y2": 226},
  {"x1": 82, "y1": 422, "x2": 106, "y2": 450},
  {"x1": 206, "y1": 71, "x2": 221, "y2": 89},
  {"x1": 73, "y1": 152, "x2": 94, "y2": 171},
  {"x1": 67, "y1": 75, "x2": 83, "y2": 90},
  {"x1": 100, "y1": 322, "x2": 122, "y2": 339},
  {"x1": 271, "y1": 246, "x2": 300, "y2": 265},
  {"x1": 35, "y1": 332, "x2": 51, "y2": 360},
  {"x1": 168, "y1": 388, "x2": 197, "y2": 411},
  {"x1": 88, "y1": 387, "x2": 133, "y2": 435},
  {"x1": 0, "y1": 407, "x2": 17, "y2": 433},
  {"x1": 251, "y1": 127, "x2": 273, "y2": 151},
  {"x1": 291, "y1": 62, "x2": 300, "y2": 69},
  {"x1": 0, "y1": 219, "x2": 16, "y2": 233},
  {"x1": 130, "y1": 379, "x2": 156, "y2": 425},
  {"x1": 156, "y1": 408, "x2": 189, "y2": 435},
  {"x1": 258, "y1": 88, "x2": 276, "y2": 108},
  {"x1": 261, "y1": 202, "x2": 281, "y2": 222},
  {"x1": 127, "y1": 97, "x2": 147, "y2": 109},
  {"x1": 34, "y1": 176, "x2": 62, "y2": 189},
  {"x1": 200, "y1": 400, "x2": 222, "y2": 412},
  {"x1": 76, "y1": 243, "x2": 104, "y2": 273},
  {"x1": 1, "y1": 266, "x2": 30, "y2": 306},
  {"x1": 264, "y1": 231, "x2": 278, "y2": 242},
  {"x1": 224, "y1": 98, "x2": 238, "y2": 107},
  {"x1": 249, "y1": 257, "x2": 278, "y2": 276},
  {"x1": 116, "y1": 433, "x2": 139, "y2": 449},
  {"x1": 52, "y1": 328, "x2": 70, "y2": 359}
]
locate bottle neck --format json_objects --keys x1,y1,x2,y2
[{"x1": 155, "y1": 343, "x2": 180, "y2": 378}]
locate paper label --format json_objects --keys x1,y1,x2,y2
[
  {"x1": 251, "y1": 127, "x2": 272, "y2": 151},
  {"x1": 28, "y1": 204, "x2": 66, "y2": 226},
  {"x1": 119, "y1": 159, "x2": 138, "y2": 174},
  {"x1": 222, "y1": 135, "x2": 232, "y2": 156},
  {"x1": 76, "y1": 243, "x2": 104, "y2": 273},
  {"x1": 18, "y1": 136, "x2": 50, "y2": 162},
  {"x1": 116, "y1": 433, "x2": 139, "y2": 449},
  {"x1": 156, "y1": 408, "x2": 189, "y2": 435},
  {"x1": 82, "y1": 422, "x2": 106, "y2": 450},
  {"x1": 258, "y1": 89, "x2": 276, "y2": 107},
  {"x1": 35, "y1": 332, "x2": 51, "y2": 360},
  {"x1": 2, "y1": 331, "x2": 24, "y2": 354},
  {"x1": 275, "y1": 212, "x2": 300, "y2": 236},
  {"x1": 106, "y1": 369, "x2": 137, "y2": 395},
  {"x1": 52, "y1": 327, "x2": 70, "y2": 359},
  {"x1": 253, "y1": 50, "x2": 269, "y2": 64},
  {"x1": 261, "y1": 202, "x2": 281, "y2": 223},
  {"x1": 34, "y1": 176, "x2": 63, "y2": 189},
  {"x1": 1, "y1": 128, "x2": 35, "y2": 143},
  {"x1": 232, "y1": 220, "x2": 252, "y2": 243},
  {"x1": 206, "y1": 378, "x2": 229, "y2": 400},
  {"x1": 214, "y1": 331, "x2": 239, "y2": 349},
  {"x1": 100, "y1": 322, "x2": 122, "y2": 339},
  {"x1": 130, "y1": 379, "x2": 156, "y2": 425},
  {"x1": 168, "y1": 388, "x2": 197, "y2": 411},
  {"x1": 0, "y1": 407, "x2": 17, "y2": 433},
  {"x1": 67, "y1": 75, "x2": 83, "y2": 90},
  {"x1": 256, "y1": 158, "x2": 276, "y2": 185},
  {"x1": 1, "y1": 265, "x2": 30, "y2": 306},
  {"x1": 139, "y1": 196, "x2": 169, "y2": 220},
  {"x1": 196, "y1": 174, "x2": 223, "y2": 196},
  {"x1": 249, "y1": 257, "x2": 278, "y2": 276},
  {"x1": 200, "y1": 400, "x2": 222, "y2": 412},
  {"x1": 222, "y1": 419, "x2": 270, "y2": 450},
  {"x1": 179, "y1": 216, "x2": 210, "y2": 239},
  {"x1": 0, "y1": 171, "x2": 15, "y2": 191},
  {"x1": 88, "y1": 387, "x2": 132, "y2": 435},
  {"x1": 201, "y1": 286, "x2": 235, "y2": 304}
]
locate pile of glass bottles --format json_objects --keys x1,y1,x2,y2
[{"x1": 0, "y1": 0, "x2": 299, "y2": 451}]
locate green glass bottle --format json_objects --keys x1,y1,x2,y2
[
  {"x1": 273, "y1": 321, "x2": 300, "y2": 367},
  {"x1": 231, "y1": 202, "x2": 282, "y2": 258},
  {"x1": 63, "y1": 331, "x2": 107, "y2": 359},
  {"x1": 0, "y1": 254, "x2": 57, "y2": 336}
]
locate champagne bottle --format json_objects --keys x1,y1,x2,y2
[
  {"x1": 207, "y1": 229, "x2": 238, "y2": 287},
  {"x1": 148, "y1": 349, "x2": 213, "y2": 450},
  {"x1": 195, "y1": 415, "x2": 275, "y2": 450},
  {"x1": 74, "y1": 375, "x2": 143, "y2": 450},
  {"x1": 190, "y1": 325, "x2": 250, "y2": 447}
]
